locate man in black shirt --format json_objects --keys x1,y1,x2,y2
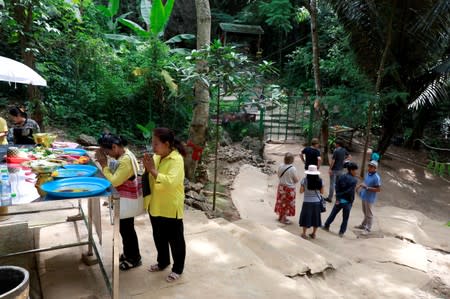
[
  {"x1": 326, "y1": 139, "x2": 351, "y2": 202},
  {"x1": 300, "y1": 138, "x2": 321, "y2": 170}
]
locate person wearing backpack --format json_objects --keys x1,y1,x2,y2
[{"x1": 298, "y1": 164, "x2": 324, "y2": 239}]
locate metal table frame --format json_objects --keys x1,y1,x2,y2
[{"x1": 0, "y1": 176, "x2": 121, "y2": 299}]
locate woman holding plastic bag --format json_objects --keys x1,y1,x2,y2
[{"x1": 96, "y1": 133, "x2": 143, "y2": 271}]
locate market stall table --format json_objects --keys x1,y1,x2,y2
[{"x1": 0, "y1": 150, "x2": 120, "y2": 299}]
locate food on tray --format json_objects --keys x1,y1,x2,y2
[
  {"x1": 26, "y1": 160, "x2": 62, "y2": 173},
  {"x1": 75, "y1": 156, "x2": 90, "y2": 164},
  {"x1": 57, "y1": 188, "x2": 90, "y2": 193},
  {"x1": 46, "y1": 158, "x2": 67, "y2": 164},
  {"x1": 52, "y1": 171, "x2": 88, "y2": 177}
]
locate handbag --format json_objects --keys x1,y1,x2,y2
[
  {"x1": 116, "y1": 151, "x2": 145, "y2": 219},
  {"x1": 315, "y1": 190, "x2": 327, "y2": 213},
  {"x1": 279, "y1": 165, "x2": 293, "y2": 178}
]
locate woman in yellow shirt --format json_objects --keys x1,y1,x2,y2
[
  {"x1": 143, "y1": 127, "x2": 186, "y2": 282},
  {"x1": 96, "y1": 133, "x2": 142, "y2": 271},
  {"x1": 0, "y1": 117, "x2": 8, "y2": 145}
]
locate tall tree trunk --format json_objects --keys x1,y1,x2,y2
[
  {"x1": 376, "y1": 101, "x2": 406, "y2": 154},
  {"x1": 404, "y1": 106, "x2": 432, "y2": 149},
  {"x1": 14, "y1": 1, "x2": 43, "y2": 129},
  {"x1": 308, "y1": 0, "x2": 330, "y2": 165},
  {"x1": 185, "y1": 0, "x2": 211, "y2": 180},
  {"x1": 360, "y1": 0, "x2": 396, "y2": 176}
]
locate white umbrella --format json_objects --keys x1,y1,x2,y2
[{"x1": 0, "y1": 55, "x2": 47, "y2": 86}]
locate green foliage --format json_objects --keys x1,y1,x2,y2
[
  {"x1": 118, "y1": 0, "x2": 175, "y2": 38},
  {"x1": 427, "y1": 160, "x2": 450, "y2": 177},
  {"x1": 184, "y1": 40, "x2": 250, "y2": 92},
  {"x1": 295, "y1": 6, "x2": 310, "y2": 23},
  {"x1": 259, "y1": 0, "x2": 294, "y2": 34},
  {"x1": 96, "y1": 0, "x2": 131, "y2": 32},
  {"x1": 0, "y1": 0, "x2": 191, "y2": 144},
  {"x1": 136, "y1": 120, "x2": 156, "y2": 140},
  {"x1": 283, "y1": 3, "x2": 374, "y2": 132},
  {"x1": 151, "y1": 0, "x2": 174, "y2": 36},
  {"x1": 224, "y1": 121, "x2": 260, "y2": 142}
]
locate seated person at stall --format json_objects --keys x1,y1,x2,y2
[{"x1": 9, "y1": 106, "x2": 40, "y2": 144}]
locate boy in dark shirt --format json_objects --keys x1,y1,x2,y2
[
  {"x1": 323, "y1": 162, "x2": 358, "y2": 237},
  {"x1": 300, "y1": 138, "x2": 321, "y2": 170}
]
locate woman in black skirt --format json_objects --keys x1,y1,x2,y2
[{"x1": 299, "y1": 164, "x2": 324, "y2": 239}]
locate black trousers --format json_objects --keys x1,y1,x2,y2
[
  {"x1": 150, "y1": 215, "x2": 186, "y2": 274},
  {"x1": 120, "y1": 217, "x2": 141, "y2": 262}
]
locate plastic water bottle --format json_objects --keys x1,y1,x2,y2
[{"x1": 0, "y1": 168, "x2": 11, "y2": 206}]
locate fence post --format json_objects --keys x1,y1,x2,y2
[{"x1": 259, "y1": 108, "x2": 265, "y2": 141}]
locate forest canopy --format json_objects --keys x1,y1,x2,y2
[{"x1": 0, "y1": 0, "x2": 448, "y2": 163}]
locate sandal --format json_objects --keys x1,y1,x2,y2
[
  {"x1": 148, "y1": 263, "x2": 163, "y2": 272},
  {"x1": 119, "y1": 259, "x2": 142, "y2": 271},
  {"x1": 166, "y1": 272, "x2": 181, "y2": 283},
  {"x1": 279, "y1": 218, "x2": 292, "y2": 225},
  {"x1": 309, "y1": 233, "x2": 316, "y2": 239},
  {"x1": 301, "y1": 234, "x2": 308, "y2": 240}
]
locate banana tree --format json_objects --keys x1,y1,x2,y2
[
  {"x1": 118, "y1": 0, "x2": 175, "y2": 38},
  {"x1": 96, "y1": 0, "x2": 131, "y2": 33},
  {"x1": 112, "y1": 0, "x2": 177, "y2": 141}
]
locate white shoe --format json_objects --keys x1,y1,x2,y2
[{"x1": 361, "y1": 229, "x2": 370, "y2": 235}]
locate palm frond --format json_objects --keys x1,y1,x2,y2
[
  {"x1": 409, "y1": 74, "x2": 449, "y2": 109},
  {"x1": 327, "y1": 0, "x2": 449, "y2": 97}
]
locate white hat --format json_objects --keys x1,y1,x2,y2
[
  {"x1": 305, "y1": 164, "x2": 320, "y2": 175},
  {"x1": 368, "y1": 160, "x2": 378, "y2": 168}
]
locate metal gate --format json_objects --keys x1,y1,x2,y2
[{"x1": 261, "y1": 96, "x2": 310, "y2": 142}]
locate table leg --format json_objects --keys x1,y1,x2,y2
[
  {"x1": 82, "y1": 199, "x2": 99, "y2": 265},
  {"x1": 112, "y1": 196, "x2": 120, "y2": 299}
]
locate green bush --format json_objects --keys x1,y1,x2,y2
[{"x1": 224, "y1": 121, "x2": 260, "y2": 142}]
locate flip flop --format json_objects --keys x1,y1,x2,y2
[
  {"x1": 166, "y1": 272, "x2": 181, "y2": 282},
  {"x1": 148, "y1": 263, "x2": 163, "y2": 272},
  {"x1": 279, "y1": 218, "x2": 292, "y2": 225},
  {"x1": 119, "y1": 259, "x2": 142, "y2": 271}
]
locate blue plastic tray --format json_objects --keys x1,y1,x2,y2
[
  {"x1": 54, "y1": 165, "x2": 98, "y2": 179},
  {"x1": 62, "y1": 148, "x2": 87, "y2": 156},
  {"x1": 40, "y1": 177, "x2": 111, "y2": 198}
]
